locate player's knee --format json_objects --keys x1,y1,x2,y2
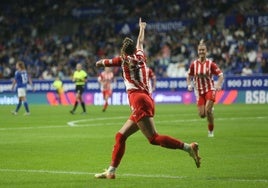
[
  {"x1": 115, "y1": 132, "x2": 126, "y2": 144},
  {"x1": 149, "y1": 133, "x2": 160, "y2": 145},
  {"x1": 199, "y1": 113, "x2": 206, "y2": 118}
]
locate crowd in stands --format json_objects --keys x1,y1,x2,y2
[{"x1": 0, "y1": 0, "x2": 268, "y2": 80}]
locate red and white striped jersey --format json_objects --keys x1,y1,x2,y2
[
  {"x1": 98, "y1": 71, "x2": 114, "y2": 91},
  {"x1": 103, "y1": 50, "x2": 150, "y2": 93},
  {"x1": 188, "y1": 59, "x2": 223, "y2": 95}
]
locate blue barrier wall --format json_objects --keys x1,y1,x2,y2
[{"x1": 1, "y1": 76, "x2": 268, "y2": 105}]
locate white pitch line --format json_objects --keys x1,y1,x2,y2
[
  {"x1": 0, "y1": 116, "x2": 267, "y2": 131},
  {"x1": 0, "y1": 168, "x2": 185, "y2": 179},
  {"x1": 67, "y1": 116, "x2": 268, "y2": 127},
  {"x1": 0, "y1": 125, "x2": 66, "y2": 131},
  {"x1": 67, "y1": 116, "x2": 126, "y2": 126},
  {"x1": 0, "y1": 168, "x2": 267, "y2": 182}
]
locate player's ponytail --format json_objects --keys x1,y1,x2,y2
[{"x1": 121, "y1": 37, "x2": 136, "y2": 56}]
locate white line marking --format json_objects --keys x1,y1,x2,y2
[
  {"x1": 67, "y1": 116, "x2": 268, "y2": 127},
  {"x1": 0, "y1": 116, "x2": 267, "y2": 131},
  {"x1": 0, "y1": 168, "x2": 185, "y2": 179},
  {"x1": 0, "y1": 125, "x2": 66, "y2": 131},
  {"x1": 67, "y1": 116, "x2": 126, "y2": 126},
  {"x1": 0, "y1": 168, "x2": 267, "y2": 182}
]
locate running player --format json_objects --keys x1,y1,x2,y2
[
  {"x1": 98, "y1": 67, "x2": 114, "y2": 112},
  {"x1": 186, "y1": 39, "x2": 224, "y2": 137}
]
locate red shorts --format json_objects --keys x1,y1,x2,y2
[
  {"x1": 128, "y1": 90, "x2": 155, "y2": 123},
  {"x1": 197, "y1": 90, "x2": 216, "y2": 106},
  {"x1": 102, "y1": 90, "x2": 112, "y2": 98}
]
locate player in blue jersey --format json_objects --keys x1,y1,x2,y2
[{"x1": 11, "y1": 61, "x2": 33, "y2": 115}]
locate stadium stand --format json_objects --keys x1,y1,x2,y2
[{"x1": 0, "y1": 0, "x2": 267, "y2": 79}]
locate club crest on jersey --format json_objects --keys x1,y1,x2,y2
[
  {"x1": 125, "y1": 57, "x2": 142, "y2": 70},
  {"x1": 197, "y1": 73, "x2": 208, "y2": 78}
]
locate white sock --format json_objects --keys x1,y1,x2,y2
[
  {"x1": 183, "y1": 143, "x2": 191, "y2": 152},
  {"x1": 107, "y1": 166, "x2": 116, "y2": 173}
]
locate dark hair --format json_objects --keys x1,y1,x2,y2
[{"x1": 121, "y1": 37, "x2": 136, "y2": 55}]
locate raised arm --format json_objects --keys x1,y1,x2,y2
[{"x1": 136, "y1": 18, "x2": 146, "y2": 51}]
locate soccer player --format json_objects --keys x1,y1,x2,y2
[
  {"x1": 70, "y1": 63, "x2": 87, "y2": 114},
  {"x1": 53, "y1": 76, "x2": 64, "y2": 104},
  {"x1": 11, "y1": 61, "x2": 33, "y2": 115},
  {"x1": 186, "y1": 39, "x2": 224, "y2": 137},
  {"x1": 97, "y1": 67, "x2": 114, "y2": 112},
  {"x1": 94, "y1": 18, "x2": 201, "y2": 179}
]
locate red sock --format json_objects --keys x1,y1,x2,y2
[
  {"x1": 111, "y1": 132, "x2": 126, "y2": 167},
  {"x1": 208, "y1": 124, "x2": 214, "y2": 131},
  {"x1": 149, "y1": 133, "x2": 184, "y2": 149}
]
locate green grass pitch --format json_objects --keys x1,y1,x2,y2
[{"x1": 0, "y1": 103, "x2": 267, "y2": 188}]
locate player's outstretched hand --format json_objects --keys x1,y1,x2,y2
[{"x1": 96, "y1": 60, "x2": 105, "y2": 68}]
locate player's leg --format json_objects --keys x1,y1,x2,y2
[
  {"x1": 95, "y1": 119, "x2": 139, "y2": 179},
  {"x1": 137, "y1": 116, "x2": 184, "y2": 149},
  {"x1": 134, "y1": 93, "x2": 200, "y2": 167},
  {"x1": 19, "y1": 89, "x2": 30, "y2": 114},
  {"x1": 206, "y1": 100, "x2": 214, "y2": 137},
  {"x1": 79, "y1": 87, "x2": 86, "y2": 113},
  {"x1": 12, "y1": 88, "x2": 23, "y2": 115},
  {"x1": 205, "y1": 91, "x2": 216, "y2": 137},
  {"x1": 22, "y1": 96, "x2": 30, "y2": 115},
  {"x1": 137, "y1": 117, "x2": 200, "y2": 168},
  {"x1": 70, "y1": 87, "x2": 79, "y2": 114},
  {"x1": 102, "y1": 91, "x2": 109, "y2": 112},
  {"x1": 111, "y1": 120, "x2": 139, "y2": 168},
  {"x1": 12, "y1": 97, "x2": 22, "y2": 115},
  {"x1": 57, "y1": 90, "x2": 61, "y2": 104},
  {"x1": 197, "y1": 94, "x2": 206, "y2": 118}
]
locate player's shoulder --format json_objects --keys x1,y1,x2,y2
[
  {"x1": 190, "y1": 59, "x2": 198, "y2": 66},
  {"x1": 206, "y1": 58, "x2": 216, "y2": 63},
  {"x1": 208, "y1": 59, "x2": 218, "y2": 67}
]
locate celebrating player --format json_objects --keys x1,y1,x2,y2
[
  {"x1": 70, "y1": 63, "x2": 87, "y2": 114},
  {"x1": 94, "y1": 18, "x2": 201, "y2": 179},
  {"x1": 11, "y1": 61, "x2": 33, "y2": 115},
  {"x1": 97, "y1": 67, "x2": 114, "y2": 112},
  {"x1": 186, "y1": 39, "x2": 224, "y2": 137}
]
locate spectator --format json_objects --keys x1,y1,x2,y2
[
  {"x1": 0, "y1": 1, "x2": 266, "y2": 79},
  {"x1": 241, "y1": 63, "x2": 253, "y2": 76},
  {"x1": 261, "y1": 58, "x2": 268, "y2": 75}
]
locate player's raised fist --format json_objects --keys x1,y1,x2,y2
[{"x1": 139, "y1": 17, "x2": 146, "y2": 29}]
